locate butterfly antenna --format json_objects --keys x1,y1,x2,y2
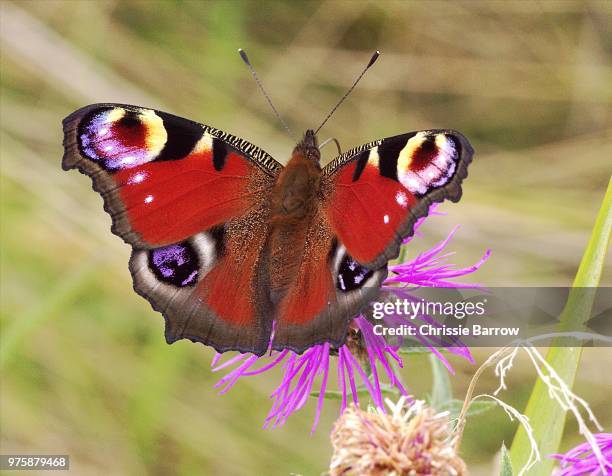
[
  {"x1": 238, "y1": 48, "x2": 294, "y2": 140},
  {"x1": 314, "y1": 50, "x2": 380, "y2": 135}
]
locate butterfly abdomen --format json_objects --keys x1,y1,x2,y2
[{"x1": 268, "y1": 150, "x2": 323, "y2": 294}]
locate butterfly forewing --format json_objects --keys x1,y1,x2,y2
[
  {"x1": 63, "y1": 104, "x2": 281, "y2": 248},
  {"x1": 322, "y1": 130, "x2": 473, "y2": 270}
]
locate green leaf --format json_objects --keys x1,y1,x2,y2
[
  {"x1": 397, "y1": 346, "x2": 433, "y2": 355},
  {"x1": 311, "y1": 383, "x2": 399, "y2": 401},
  {"x1": 500, "y1": 443, "x2": 514, "y2": 476},
  {"x1": 429, "y1": 354, "x2": 452, "y2": 410},
  {"x1": 311, "y1": 390, "x2": 343, "y2": 400},
  {"x1": 509, "y1": 178, "x2": 612, "y2": 474},
  {"x1": 440, "y1": 399, "x2": 497, "y2": 420}
]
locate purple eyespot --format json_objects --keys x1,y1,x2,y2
[
  {"x1": 149, "y1": 241, "x2": 200, "y2": 287},
  {"x1": 77, "y1": 108, "x2": 160, "y2": 171},
  {"x1": 337, "y1": 255, "x2": 372, "y2": 292}
]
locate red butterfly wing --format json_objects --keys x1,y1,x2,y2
[
  {"x1": 63, "y1": 104, "x2": 281, "y2": 355},
  {"x1": 63, "y1": 104, "x2": 281, "y2": 247},
  {"x1": 322, "y1": 130, "x2": 474, "y2": 269}
]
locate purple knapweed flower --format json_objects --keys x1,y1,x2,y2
[
  {"x1": 211, "y1": 210, "x2": 490, "y2": 431},
  {"x1": 550, "y1": 433, "x2": 612, "y2": 476}
]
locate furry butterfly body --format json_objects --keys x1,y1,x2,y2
[{"x1": 62, "y1": 103, "x2": 473, "y2": 356}]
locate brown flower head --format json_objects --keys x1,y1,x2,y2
[{"x1": 330, "y1": 398, "x2": 467, "y2": 476}]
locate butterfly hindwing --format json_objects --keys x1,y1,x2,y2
[
  {"x1": 322, "y1": 130, "x2": 473, "y2": 269},
  {"x1": 129, "y1": 210, "x2": 273, "y2": 355},
  {"x1": 63, "y1": 104, "x2": 281, "y2": 355}
]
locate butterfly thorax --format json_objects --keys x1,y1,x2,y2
[{"x1": 270, "y1": 131, "x2": 321, "y2": 224}]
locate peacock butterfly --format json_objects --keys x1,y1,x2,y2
[{"x1": 62, "y1": 52, "x2": 473, "y2": 356}]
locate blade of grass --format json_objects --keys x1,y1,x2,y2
[
  {"x1": 509, "y1": 177, "x2": 611, "y2": 474},
  {"x1": 500, "y1": 443, "x2": 514, "y2": 476}
]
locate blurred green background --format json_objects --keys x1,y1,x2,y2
[{"x1": 1, "y1": 1, "x2": 610, "y2": 475}]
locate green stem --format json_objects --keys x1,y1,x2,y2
[{"x1": 509, "y1": 177, "x2": 611, "y2": 474}]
